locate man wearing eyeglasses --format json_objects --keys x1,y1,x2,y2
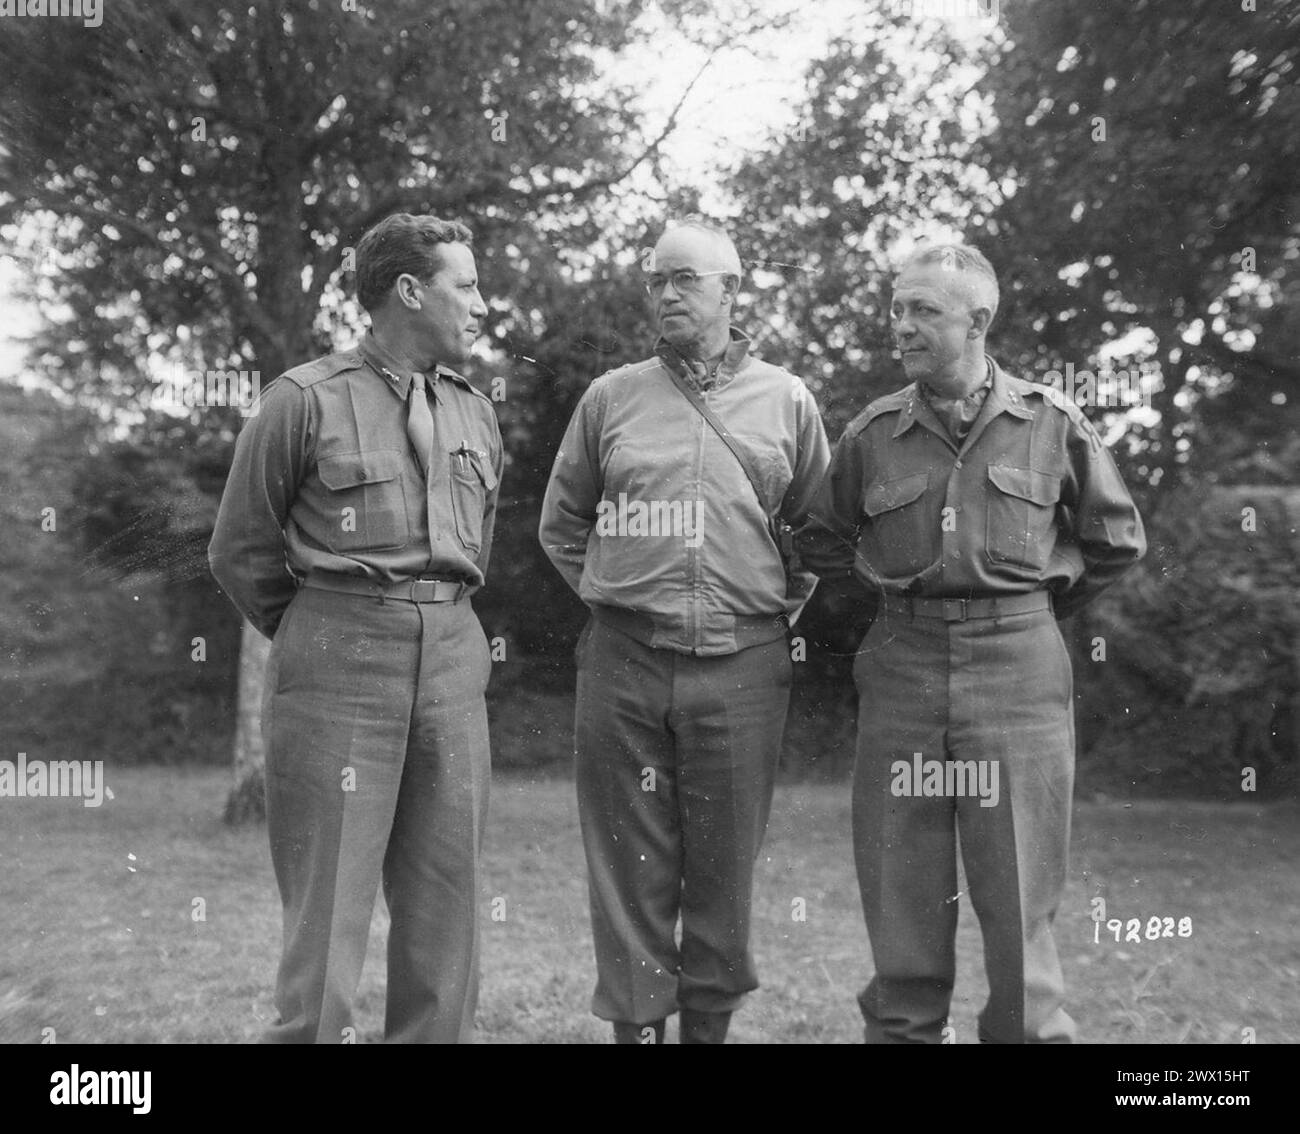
[{"x1": 539, "y1": 219, "x2": 831, "y2": 1043}]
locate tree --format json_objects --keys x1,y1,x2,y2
[
  {"x1": 975, "y1": 0, "x2": 1300, "y2": 506},
  {"x1": 718, "y1": 1, "x2": 1299, "y2": 784},
  {"x1": 713, "y1": 10, "x2": 993, "y2": 691},
  {"x1": 0, "y1": 0, "x2": 737, "y2": 819},
  {"x1": 972, "y1": 0, "x2": 1300, "y2": 788},
  {"x1": 723, "y1": 11, "x2": 995, "y2": 435}
]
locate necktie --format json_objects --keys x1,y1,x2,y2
[
  {"x1": 925, "y1": 384, "x2": 989, "y2": 443},
  {"x1": 406, "y1": 373, "x2": 435, "y2": 479}
]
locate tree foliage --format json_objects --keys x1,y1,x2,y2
[
  {"x1": 2, "y1": 0, "x2": 1295, "y2": 798},
  {"x1": 0, "y1": 0, "x2": 710, "y2": 815},
  {"x1": 977, "y1": 0, "x2": 1300, "y2": 501},
  {"x1": 718, "y1": 0, "x2": 1299, "y2": 786},
  {"x1": 724, "y1": 10, "x2": 995, "y2": 435}
]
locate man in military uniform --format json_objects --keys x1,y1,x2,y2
[
  {"x1": 797, "y1": 243, "x2": 1146, "y2": 1043},
  {"x1": 539, "y1": 219, "x2": 831, "y2": 1043},
  {"x1": 209, "y1": 213, "x2": 502, "y2": 1044}
]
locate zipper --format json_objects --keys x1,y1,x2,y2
[{"x1": 689, "y1": 396, "x2": 707, "y2": 654}]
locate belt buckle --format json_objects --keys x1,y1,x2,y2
[
  {"x1": 942, "y1": 598, "x2": 968, "y2": 622},
  {"x1": 408, "y1": 578, "x2": 435, "y2": 602},
  {"x1": 409, "y1": 576, "x2": 468, "y2": 602}
]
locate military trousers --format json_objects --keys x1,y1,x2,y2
[
  {"x1": 574, "y1": 615, "x2": 792, "y2": 1026},
  {"x1": 852, "y1": 601, "x2": 1078, "y2": 1043},
  {"x1": 259, "y1": 584, "x2": 492, "y2": 1043}
]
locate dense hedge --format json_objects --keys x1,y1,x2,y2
[{"x1": 1072, "y1": 485, "x2": 1298, "y2": 799}]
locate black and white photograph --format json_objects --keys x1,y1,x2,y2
[{"x1": 0, "y1": 0, "x2": 1295, "y2": 1085}]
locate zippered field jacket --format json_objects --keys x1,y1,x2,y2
[{"x1": 539, "y1": 329, "x2": 831, "y2": 656}]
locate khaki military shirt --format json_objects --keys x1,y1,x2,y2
[
  {"x1": 796, "y1": 358, "x2": 1146, "y2": 618},
  {"x1": 210, "y1": 332, "x2": 502, "y2": 638}
]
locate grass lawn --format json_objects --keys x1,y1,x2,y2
[{"x1": 1, "y1": 767, "x2": 1296, "y2": 1044}]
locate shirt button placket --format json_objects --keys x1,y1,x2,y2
[
  {"x1": 427, "y1": 388, "x2": 441, "y2": 545},
  {"x1": 945, "y1": 460, "x2": 964, "y2": 569}
]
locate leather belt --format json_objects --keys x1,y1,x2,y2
[
  {"x1": 302, "y1": 572, "x2": 469, "y2": 603},
  {"x1": 880, "y1": 592, "x2": 1051, "y2": 622}
]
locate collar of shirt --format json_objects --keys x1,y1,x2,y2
[
  {"x1": 917, "y1": 357, "x2": 993, "y2": 442},
  {"x1": 919, "y1": 356, "x2": 992, "y2": 412},
  {"x1": 893, "y1": 355, "x2": 1032, "y2": 440},
  {"x1": 654, "y1": 326, "x2": 752, "y2": 392},
  {"x1": 357, "y1": 331, "x2": 465, "y2": 401}
]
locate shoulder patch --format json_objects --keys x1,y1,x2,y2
[{"x1": 280, "y1": 351, "x2": 364, "y2": 388}]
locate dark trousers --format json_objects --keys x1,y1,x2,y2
[
  {"x1": 260, "y1": 585, "x2": 492, "y2": 1043},
  {"x1": 574, "y1": 616, "x2": 792, "y2": 1025},
  {"x1": 852, "y1": 604, "x2": 1077, "y2": 1043}
]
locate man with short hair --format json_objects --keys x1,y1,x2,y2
[
  {"x1": 539, "y1": 219, "x2": 831, "y2": 1043},
  {"x1": 210, "y1": 212, "x2": 502, "y2": 1043},
  {"x1": 797, "y1": 242, "x2": 1146, "y2": 1043}
]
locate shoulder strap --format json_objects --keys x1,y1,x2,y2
[{"x1": 663, "y1": 365, "x2": 774, "y2": 518}]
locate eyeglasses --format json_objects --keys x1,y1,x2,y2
[{"x1": 643, "y1": 269, "x2": 729, "y2": 297}]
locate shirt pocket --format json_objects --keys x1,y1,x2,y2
[
  {"x1": 862, "y1": 470, "x2": 931, "y2": 577},
  {"x1": 985, "y1": 465, "x2": 1060, "y2": 572},
  {"x1": 450, "y1": 447, "x2": 499, "y2": 554},
  {"x1": 315, "y1": 449, "x2": 411, "y2": 552}
]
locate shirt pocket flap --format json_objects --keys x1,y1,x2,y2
[
  {"x1": 317, "y1": 450, "x2": 403, "y2": 490},
  {"x1": 987, "y1": 465, "x2": 1059, "y2": 506},
  {"x1": 864, "y1": 471, "x2": 929, "y2": 517},
  {"x1": 473, "y1": 452, "x2": 499, "y2": 493},
  {"x1": 454, "y1": 448, "x2": 498, "y2": 493}
]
